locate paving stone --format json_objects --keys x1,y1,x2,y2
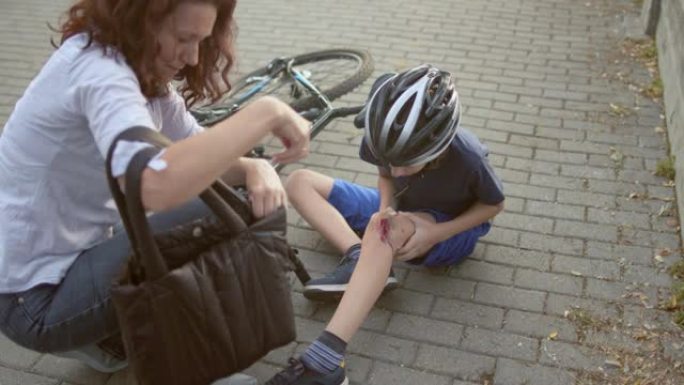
[
  {"x1": 560, "y1": 164, "x2": 616, "y2": 180},
  {"x1": 387, "y1": 313, "x2": 464, "y2": 347},
  {"x1": 349, "y1": 330, "x2": 418, "y2": 365},
  {"x1": 554, "y1": 219, "x2": 618, "y2": 242},
  {"x1": 415, "y1": 345, "x2": 496, "y2": 381},
  {"x1": 482, "y1": 227, "x2": 520, "y2": 247},
  {"x1": 515, "y1": 269, "x2": 583, "y2": 296},
  {"x1": 504, "y1": 182, "x2": 556, "y2": 202},
  {"x1": 475, "y1": 283, "x2": 546, "y2": 312},
  {"x1": 494, "y1": 212, "x2": 554, "y2": 234},
  {"x1": 461, "y1": 327, "x2": 539, "y2": 362},
  {"x1": 496, "y1": 168, "x2": 530, "y2": 184},
  {"x1": 508, "y1": 135, "x2": 559, "y2": 150},
  {"x1": 376, "y1": 288, "x2": 434, "y2": 316},
  {"x1": 623, "y1": 264, "x2": 672, "y2": 287},
  {"x1": 585, "y1": 241, "x2": 652, "y2": 265},
  {"x1": 484, "y1": 245, "x2": 552, "y2": 271},
  {"x1": 539, "y1": 340, "x2": 602, "y2": 371},
  {"x1": 493, "y1": 358, "x2": 574, "y2": 385},
  {"x1": 313, "y1": 305, "x2": 391, "y2": 333},
  {"x1": 545, "y1": 293, "x2": 620, "y2": 321},
  {"x1": 518, "y1": 232, "x2": 584, "y2": 256},
  {"x1": 368, "y1": 361, "x2": 451, "y2": 385},
  {"x1": 487, "y1": 142, "x2": 534, "y2": 159},
  {"x1": 525, "y1": 200, "x2": 585, "y2": 221},
  {"x1": 506, "y1": 157, "x2": 560, "y2": 175},
  {"x1": 0, "y1": 334, "x2": 42, "y2": 369},
  {"x1": 504, "y1": 309, "x2": 578, "y2": 342},
  {"x1": 403, "y1": 271, "x2": 476, "y2": 300},
  {"x1": 622, "y1": 305, "x2": 681, "y2": 331},
  {"x1": 551, "y1": 255, "x2": 621, "y2": 280},
  {"x1": 0, "y1": 366, "x2": 59, "y2": 385},
  {"x1": 587, "y1": 207, "x2": 652, "y2": 230},
  {"x1": 451, "y1": 260, "x2": 515, "y2": 285},
  {"x1": 431, "y1": 298, "x2": 505, "y2": 329},
  {"x1": 558, "y1": 190, "x2": 615, "y2": 208}
]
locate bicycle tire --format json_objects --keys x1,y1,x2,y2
[{"x1": 227, "y1": 48, "x2": 374, "y2": 112}]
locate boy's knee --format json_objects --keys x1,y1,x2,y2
[
  {"x1": 285, "y1": 169, "x2": 327, "y2": 199},
  {"x1": 284, "y1": 169, "x2": 310, "y2": 196}
]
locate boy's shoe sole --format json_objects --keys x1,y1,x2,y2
[{"x1": 303, "y1": 276, "x2": 399, "y2": 301}]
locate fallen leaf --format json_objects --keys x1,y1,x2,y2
[
  {"x1": 657, "y1": 203, "x2": 673, "y2": 217},
  {"x1": 548, "y1": 331, "x2": 558, "y2": 340},
  {"x1": 655, "y1": 126, "x2": 665, "y2": 134},
  {"x1": 604, "y1": 359, "x2": 622, "y2": 368},
  {"x1": 655, "y1": 255, "x2": 665, "y2": 263},
  {"x1": 628, "y1": 192, "x2": 641, "y2": 200},
  {"x1": 571, "y1": 270, "x2": 583, "y2": 277}
]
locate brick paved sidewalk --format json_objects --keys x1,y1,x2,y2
[{"x1": 1, "y1": 0, "x2": 683, "y2": 384}]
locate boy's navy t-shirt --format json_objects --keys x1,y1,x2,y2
[{"x1": 359, "y1": 127, "x2": 504, "y2": 218}]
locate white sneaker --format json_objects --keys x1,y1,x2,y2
[
  {"x1": 211, "y1": 373, "x2": 258, "y2": 385},
  {"x1": 53, "y1": 343, "x2": 128, "y2": 373}
]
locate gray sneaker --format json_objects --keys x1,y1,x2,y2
[{"x1": 303, "y1": 256, "x2": 398, "y2": 301}]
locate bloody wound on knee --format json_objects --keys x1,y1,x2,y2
[{"x1": 378, "y1": 218, "x2": 390, "y2": 244}]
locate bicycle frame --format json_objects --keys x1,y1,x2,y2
[{"x1": 193, "y1": 55, "x2": 364, "y2": 171}]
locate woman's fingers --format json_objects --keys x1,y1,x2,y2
[
  {"x1": 272, "y1": 144, "x2": 308, "y2": 164},
  {"x1": 270, "y1": 106, "x2": 311, "y2": 164}
]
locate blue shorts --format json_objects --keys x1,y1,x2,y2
[{"x1": 328, "y1": 179, "x2": 491, "y2": 267}]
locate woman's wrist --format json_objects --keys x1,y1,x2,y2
[{"x1": 252, "y1": 96, "x2": 286, "y2": 133}]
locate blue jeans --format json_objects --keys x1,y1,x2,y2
[
  {"x1": 0, "y1": 199, "x2": 212, "y2": 353},
  {"x1": 328, "y1": 179, "x2": 491, "y2": 267}
]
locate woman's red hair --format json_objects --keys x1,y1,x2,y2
[{"x1": 54, "y1": 0, "x2": 236, "y2": 106}]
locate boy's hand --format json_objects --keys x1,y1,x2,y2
[{"x1": 396, "y1": 212, "x2": 439, "y2": 261}]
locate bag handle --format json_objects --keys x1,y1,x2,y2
[{"x1": 105, "y1": 126, "x2": 252, "y2": 281}]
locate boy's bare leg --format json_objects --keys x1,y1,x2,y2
[
  {"x1": 285, "y1": 169, "x2": 361, "y2": 253},
  {"x1": 326, "y1": 210, "x2": 430, "y2": 341}
]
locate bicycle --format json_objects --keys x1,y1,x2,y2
[
  {"x1": 189, "y1": 48, "x2": 375, "y2": 283},
  {"x1": 189, "y1": 48, "x2": 374, "y2": 171}
]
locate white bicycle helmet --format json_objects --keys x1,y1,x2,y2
[{"x1": 363, "y1": 64, "x2": 460, "y2": 167}]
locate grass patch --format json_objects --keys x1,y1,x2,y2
[
  {"x1": 675, "y1": 311, "x2": 684, "y2": 327},
  {"x1": 655, "y1": 156, "x2": 676, "y2": 180},
  {"x1": 644, "y1": 77, "x2": 664, "y2": 98},
  {"x1": 566, "y1": 308, "x2": 611, "y2": 341},
  {"x1": 639, "y1": 40, "x2": 657, "y2": 61},
  {"x1": 673, "y1": 281, "x2": 684, "y2": 302},
  {"x1": 669, "y1": 260, "x2": 684, "y2": 279}
]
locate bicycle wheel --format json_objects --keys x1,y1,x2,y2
[{"x1": 226, "y1": 48, "x2": 373, "y2": 112}]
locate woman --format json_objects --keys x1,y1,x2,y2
[{"x1": 0, "y1": 0, "x2": 310, "y2": 376}]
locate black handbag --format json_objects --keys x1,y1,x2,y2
[{"x1": 104, "y1": 127, "x2": 308, "y2": 385}]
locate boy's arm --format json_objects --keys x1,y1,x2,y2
[
  {"x1": 431, "y1": 200, "x2": 504, "y2": 243},
  {"x1": 377, "y1": 171, "x2": 396, "y2": 211},
  {"x1": 397, "y1": 200, "x2": 504, "y2": 261}
]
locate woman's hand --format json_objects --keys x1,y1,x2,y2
[
  {"x1": 266, "y1": 98, "x2": 311, "y2": 165},
  {"x1": 396, "y1": 212, "x2": 439, "y2": 261},
  {"x1": 243, "y1": 158, "x2": 287, "y2": 218}
]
